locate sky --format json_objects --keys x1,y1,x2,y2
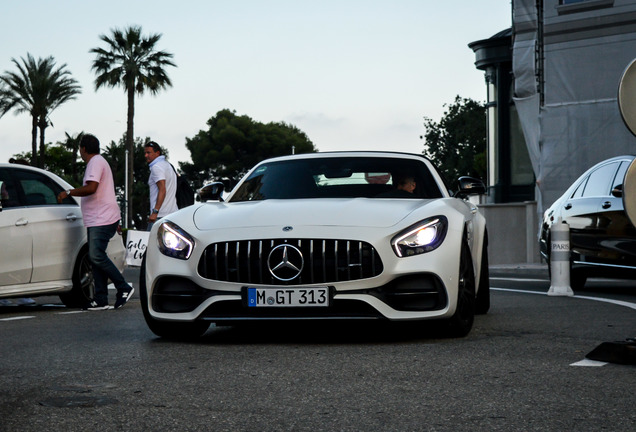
[{"x1": 0, "y1": 1, "x2": 511, "y2": 167}]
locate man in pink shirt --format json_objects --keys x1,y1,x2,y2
[{"x1": 57, "y1": 134, "x2": 133, "y2": 310}]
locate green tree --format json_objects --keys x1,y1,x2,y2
[
  {"x1": 182, "y1": 109, "x2": 317, "y2": 188},
  {"x1": 61, "y1": 132, "x2": 83, "y2": 182},
  {"x1": 11, "y1": 141, "x2": 84, "y2": 186},
  {"x1": 0, "y1": 54, "x2": 81, "y2": 167},
  {"x1": 90, "y1": 26, "x2": 176, "y2": 227},
  {"x1": 422, "y1": 96, "x2": 487, "y2": 188}
]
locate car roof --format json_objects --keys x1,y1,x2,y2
[
  {"x1": 0, "y1": 162, "x2": 49, "y2": 172},
  {"x1": 555, "y1": 155, "x2": 636, "y2": 202},
  {"x1": 258, "y1": 151, "x2": 433, "y2": 164},
  {"x1": 574, "y1": 155, "x2": 635, "y2": 179}
]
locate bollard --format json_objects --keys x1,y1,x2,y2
[{"x1": 548, "y1": 217, "x2": 574, "y2": 296}]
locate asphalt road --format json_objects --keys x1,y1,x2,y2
[{"x1": 0, "y1": 268, "x2": 634, "y2": 432}]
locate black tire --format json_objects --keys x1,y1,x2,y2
[
  {"x1": 139, "y1": 257, "x2": 210, "y2": 340},
  {"x1": 570, "y1": 267, "x2": 587, "y2": 291},
  {"x1": 59, "y1": 247, "x2": 94, "y2": 308},
  {"x1": 445, "y1": 238, "x2": 476, "y2": 337},
  {"x1": 475, "y1": 237, "x2": 490, "y2": 315}
]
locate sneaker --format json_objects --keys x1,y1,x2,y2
[
  {"x1": 84, "y1": 301, "x2": 113, "y2": 311},
  {"x1": 114, "y1": 287, "x2": 135, "y2": 309}
]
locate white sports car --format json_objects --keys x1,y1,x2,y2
[{"x1": 141, "y1": 152, "x2": 489, "y2": 339}]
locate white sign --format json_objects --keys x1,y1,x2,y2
[{"x1": 125, "y1": 230, "x2": 149, "y2": 267}]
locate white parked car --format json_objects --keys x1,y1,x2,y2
[
  {"x1": 0, "y1": 163, "x2": 125, "y2": 307},
  {"x1": 141, "y1": 152, "x2": 489, "y2": 339}
]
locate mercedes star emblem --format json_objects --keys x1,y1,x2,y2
[{"x1": 268, "y1": 244, "x2": 304, "y2": 281}]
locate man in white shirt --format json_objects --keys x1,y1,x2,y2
[{"x1": 144, "y1": 141, "x2": 178, "y2": 230}]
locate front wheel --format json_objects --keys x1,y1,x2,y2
[
  {"x1": 139, "y1": 257, "x2": 210, "y2": 340},
  {"x1": 59, "y1": 247, "x2": 94, "y2": 307},
  {"x1": 445, "y1": 239, "x2": 476, "y2": 337},
  {"x1": 475, "y1": 237, "x2": 490, "y2": 315}
]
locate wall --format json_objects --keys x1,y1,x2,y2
[{"x1": 478, "y1": 201, "x2": 541, "y2": 264}]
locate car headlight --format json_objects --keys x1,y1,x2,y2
[
  {"x1": 391, "y1": 216, "x2": 448, "y2": 257},
  {"x1": 157, "y1": 221, "x2": 194, "y2": 260}
]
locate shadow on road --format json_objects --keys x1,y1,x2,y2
[{"x1": 146, "y1": 320, "x2": 466, "y2": 345}]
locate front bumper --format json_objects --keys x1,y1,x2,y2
[{"x1": 150, "y1": 272, "x2": 448, "y2": 322}]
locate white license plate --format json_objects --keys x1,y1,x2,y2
[{"x1": 247, "y1": 287, "x2": 329, "y2": 307}]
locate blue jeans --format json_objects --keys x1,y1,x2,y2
[{"x1": 87, "y1": 221, "x2": 129, "y2": 305}]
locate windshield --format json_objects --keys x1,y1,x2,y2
[{"x1": 229, "y1": 156, "x2": 444, "y2": 202}]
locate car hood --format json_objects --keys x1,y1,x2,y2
[{"x1": 193, "y1": 198, "x2": 439, "y2": 230}]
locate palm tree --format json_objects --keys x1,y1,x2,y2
[
  {"x1": 0, "y1": 54, "x2": 81, "y2": 167},
  {"x1": 90, "y1": 26, "x2": 176, "y2": 228},
  {"x1": 62, "y1": 131, "x2": 84, "y2": 182}
]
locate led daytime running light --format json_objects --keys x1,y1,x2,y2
[
  {"x1": 392, "y1": 216, "x2": 447, "y2": 257},
  {"x1": 158, "y1": 222, "x2": 194, "y2": 260}
]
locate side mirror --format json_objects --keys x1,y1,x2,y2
[
  {"x1": 455, "y1": 176, "x2": 486, "y2": 198},
  {"x1": 197, "y1": 182, "x2": 225, "y2": 202}
]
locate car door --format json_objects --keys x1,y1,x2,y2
[
  {"x1": 0, "y1": 170, "x2": 33, "y2": 286},
  {"x1": 12, "y1": 168, "x2": 85, "y2": 284},
  {"x1": 565, "y1": 161, "x2": 622, "y2": 261}
]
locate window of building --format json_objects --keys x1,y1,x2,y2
[
  {"x1": 558, "y1": 0, "x2": 614, "y2": 15},
  {"x1": 509, "y1": 104, "x2": 534, "y2": 186}
]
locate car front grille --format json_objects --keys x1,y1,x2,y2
[{"x1": 198, "y1": 238, "x2": 383, "y2": 285}]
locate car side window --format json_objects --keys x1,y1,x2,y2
[
  {"x1": 571, "y1": 178, "x2": 587, "y2": 199},
  {"x1": 21, "y1": 178, "x2": 59, "y2": 205},
  {"x1": 5, "y1": 168, "x2": 75, "y2": 207},
  {"x1": 581, "y1": 162, "x2": 619, "y2": 198},
  {"x1": 611, "y1": 161, "x2": 629, "y2": 192},
  {"x1": 0, "y1": 169, "x2": 22, "y2": 208}
]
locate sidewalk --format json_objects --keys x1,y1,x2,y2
[{"x1": 489, "y1": 263, "x2": 548, "y2": 279}]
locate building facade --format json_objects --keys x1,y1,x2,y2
[
  {"x1": 472, "y1": 0, "x2": 636, "y2": 210},
  {"x1": 514, "y1": 0, "x2": 636, "y2": 212}
]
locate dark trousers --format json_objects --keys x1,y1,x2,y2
[{"x1": 87, "y1": 221, "x2": 128, "y2": 305}]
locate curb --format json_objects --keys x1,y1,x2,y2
[{"x1": 489, "y1": 264, "x2": 549, "y2": 279}]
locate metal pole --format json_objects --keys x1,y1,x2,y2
[{"x1": 124, "y1": 149, "x2": 129, "y2": 229}]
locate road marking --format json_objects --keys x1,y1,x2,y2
[
  {"x1": 492, "y1": 287, "x2": 546, "y2": 295},
  {"x1": 0, "y1": 316, "x2": 35, "y2": 321},
  {"x1": 574, "y1": 295, "x2": 636, "y2": 311},
  {"x1": 571, "y1": 359, "x2": 608, "y2": 367},
  {"x1": 493, "y1": 287, "x2": 636, "y2": 310}
]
